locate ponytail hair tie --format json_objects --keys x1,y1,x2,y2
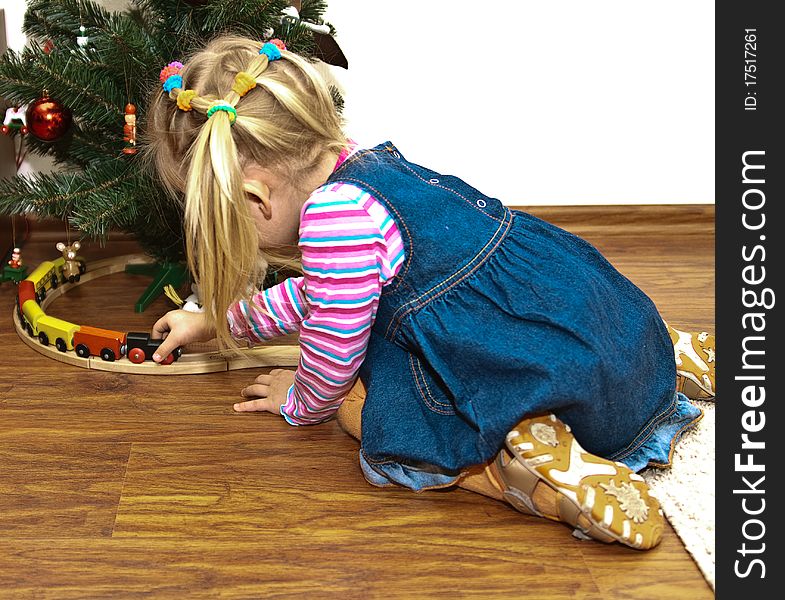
[
  {"x1": 160, "y1": 61, "x2": 184, "y2": 93},
  {"x1": 206, "y1": 101, "x2": 237, "y2": 125},
  {"x1": 159, "y1": 61, "x2": 183, "y2": 82},
  {"x1": 232, "y1": 72, "x2": 257, "y2": 97},
  {"x1": 259, "y1": 41, "x2": 284, "y2": 62},
  {"x1": 163, "y1": 74, "x2": 183, "y2": 93},
  {"x1": 176, "y1": 89, "x2": 197, "y2": 111}
]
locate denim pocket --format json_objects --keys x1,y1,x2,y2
[{"x1": 408, "y1": 353, "x2": 456, "y2": 415}]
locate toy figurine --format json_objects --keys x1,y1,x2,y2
[
  {"x1": 8, "y1": 247, "x2": 22, "y2": 269},
  {"x1": 182, "y1": 283, "x2": 204, "y2": 313},
  {"x1": 163, "y1": 282, "x2": 204, "y2": 312},
  {"x1": 122, "y1": 103, "x2": 137, "y2": 155},
  {"x1": 2, "y1": 247, "x2": 28, "y2": 283},
  {"x1": 2, "y1": 105, "x2": 28, "y2": 136},
  {"x1": 56, "y1": 240, "x2": 82, "y2": 283}
]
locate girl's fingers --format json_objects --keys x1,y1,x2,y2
[
  {"x1": 234, "y1": 370, "x2": 292, "y2": 412},
  {"x1": 153, "y1": 336, "x2": 180, "y2": 363},
  {"x1": 233, "y1": 398, "x2": 273, "y2": 412},
  {"x1": 151, "y1": 316, "x2": 170, "y2": 338},
  {"x1": 241, "y1": 383, "x2": 270, "y2": 398}
]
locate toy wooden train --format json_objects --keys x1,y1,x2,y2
[{"x1": 14, "y1": 256, "x2": 182, "y2": 365}]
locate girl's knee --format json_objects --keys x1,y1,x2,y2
[{"x1": 336, "y1": 378, "x2": 366, "y2": 440}]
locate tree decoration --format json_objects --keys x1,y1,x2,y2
[
  {"x1": 8, "y1": 248, "x2": 23, "y2": 269},
  {"x1": 2, "y1": 105, "x2": 28, "y2": 136},
  {"x1": 122, "y1": 103, "x2": 137, "y2": 155},
  {"x1": 76, "y1": 25, "x2": 89, "y2": 48},
  {"x1": 25, "y1": 96, "x2": 72, "y2": 142}
]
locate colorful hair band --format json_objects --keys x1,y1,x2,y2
[
  {"x1": 206, "y1": 101, "x2": 237, "y2": 125},
  {"x1": 160, "y1": 61, "x2": 184, "y2": 93},
  {"x1": 232, "y1": 72, "x2": 257, "y2": 97},
  {"x1": 159, "y1": 61, "x2": 183, "y2": 82},
  {"x1": 176, "y1": 89, "x2": 197, "y2": 111},
  {"x1": 259, "y1": 41, "x2": 284, "y2": 62},
  {"x1": 163, "y1": 74, "x2": 182, "y2": 93}
]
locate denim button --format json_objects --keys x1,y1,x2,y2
[
  {"x1": 429, "y1": 178, "x2": 439, "y2": 184},
  {"x1": 477, "y1": 199, "x2": 487, "y2": 208}
]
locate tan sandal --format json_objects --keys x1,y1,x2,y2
[
  {"x1": 490, "y1": 414, "x2": 664, "y2": 550},
  {"x1": 665, "y1": 322, "x2": 715, "y2": 400}
]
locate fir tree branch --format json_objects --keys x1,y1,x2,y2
[
  {"x1": 21, "y1": 126, "x2": 119, "y2": 169},
  {"x1": 24, "y1": 0, "x2": 162, "y2": 67},
  {"x1": 0, "y1": 162, "x2": 136, "y2": 217},
  {"x1": 197, "y1": 0, "x2": 289, "y2": 38},
  {"x1": 299, "y1": 0, "x2": 329, "y2": 25},
  {"x1": 0, "y1": 46, "x2": 125, "y2": 126},
  {"x1": 0, "y1": 54, "x2": 40, "y2": 107},
  {"x1": 24, "y1": 0, "x2": 166, "y2": 102},
  {"x1": 274, "y1": 20, "x2": 316, "y2": 55},
  {"x1": 38, "y1": 57, "x2": 125, "y2": 122},
  {"x1": 69, "y1": 127, "x2": 124, "y2": 165}
]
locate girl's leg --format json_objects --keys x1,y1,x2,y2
[
  {"x1": 336, "y1": 380, "x2": 663, "y2": 550},
  {"x1": 336, "y1": 378, "x2": 365, "y2": 440},
  {"x1": 338, "y1": 379, "x2": 503, "y2": 500}
]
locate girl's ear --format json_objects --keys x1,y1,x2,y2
[{"x1": 243, "y1": 179, "x2": 272, "y2": 219}]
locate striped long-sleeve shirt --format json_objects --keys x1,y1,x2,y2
[{"x1": 227, "y1": 179, "x2": 405, "y2": 425}]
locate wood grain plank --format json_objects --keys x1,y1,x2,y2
[
  {"x1": 0, "y1": 443, "x2": 130, "y2": 537},
  {"x1": 0, "y1": 537, "x2": 602, "y2": 599},
  {"x1": 579, "y1": 532, "x2": 714, "y2": 600}
]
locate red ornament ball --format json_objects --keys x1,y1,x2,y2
[{"x1": 25, "y1": 97, "x2": 72, "y2": 142}]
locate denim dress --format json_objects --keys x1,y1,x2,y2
[{"x1": 327, "y1": 142, "x2": 703, "y2": 491}]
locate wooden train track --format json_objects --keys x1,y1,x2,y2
[{"x1": 12, "y1": 254, "x2": 299, "y2": 374}]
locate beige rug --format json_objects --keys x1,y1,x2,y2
[{"x1": 642, "y1": 400, "x2": 715, "y2": 590}]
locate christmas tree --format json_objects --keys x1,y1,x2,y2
[{"x1": 0, "y1": 0, "x2": 342, "y2": 308}]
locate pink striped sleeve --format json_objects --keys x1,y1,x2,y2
[
  {"x1": 280, "y1": 183, "x2": 404, "y2": 425},
  {"x1": 227, "y1": 276, "x2": 308, "y2": 343}
]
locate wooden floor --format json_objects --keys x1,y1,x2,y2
[{"x1": 0, "y1": 206, "x2": 714, "y2": 599}]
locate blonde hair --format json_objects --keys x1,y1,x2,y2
[{"x1": 143, "y1": 35, "x2": 347, "y2": 349}]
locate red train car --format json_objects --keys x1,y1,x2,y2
[
  {"x1": 16, "y1": 280, "x2": 36, "y2": 321},
  {"x1": 73, "y1": 325, "x2": 127, "y2": 362}
]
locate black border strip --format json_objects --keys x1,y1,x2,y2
[{"x1": 717, "y1": 4, "x2": 783, "y2": 597}]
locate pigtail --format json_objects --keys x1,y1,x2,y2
[{"x1": 184, "y1": 101, "x2": 262, "y2": 350}]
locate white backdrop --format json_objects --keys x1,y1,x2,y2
[{"x1": 3, "y1": 0, "x2": 715, "y2": 205}]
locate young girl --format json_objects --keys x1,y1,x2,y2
[{"x1": 145, "y1": 35, "x2": 715, "y2": 551}]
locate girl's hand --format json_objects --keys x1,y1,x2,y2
[
  {"x1": 234, "y1": 369, "x2": 296, "y2": 414},
  {"x1": 151, "y1": 309, "x2": 216, "y2": 362}
]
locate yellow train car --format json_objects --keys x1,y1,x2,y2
[
  {"x1": 24, "y1": 260, "x2": 59, "y2": 302},
  {"x1": 21, "y1": 299, "x2": 45, "y2": 337},
  {"x1": 36, "y1": 314, "x2": 80, "y2": 352},
  {"x1": 21, "y1": 299, "x2": 80, "y2": 352}
]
